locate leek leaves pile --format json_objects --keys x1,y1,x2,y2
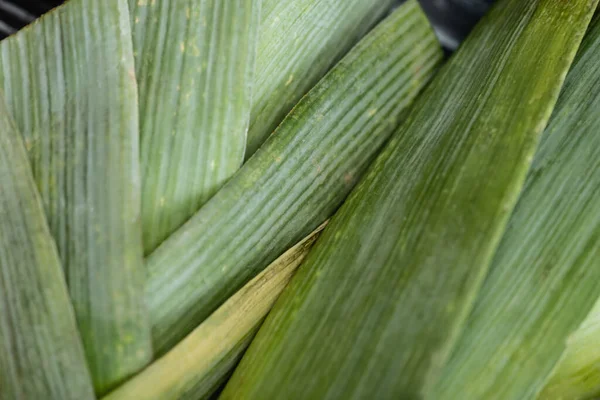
[{"x1": 1, "y1": 0, "x2": 600, "y2": 399}]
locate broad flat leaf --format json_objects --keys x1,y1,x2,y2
[
  {"x1": 103, "y1": 224, "x2": 325, "y2": 400},
  {"x1": 146, "y1": 0, "x2": 442, "y2": 355},
  {"x1": 431, "y1": 11, "x2": 600, "y2": 399},
  {"x1": 246, "y1": 0, "x2": 396, "y2": 156},
  {"x1": 0, "y1": 0, "x2": 151, "y2": 393},
  {"x1": 0, "y1": 96, "x2": 94, "y2": 399},
  {"x1": 219, "y1": 1, "x2": 596, "y2": 398},
  {"x1": 130, "y1": 0, "x2": 261, "y2": 254}
]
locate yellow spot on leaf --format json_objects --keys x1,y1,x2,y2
[
  {"x1": 285, "y1": 74, "x2": 294, "y2": 86},
  {"x1": 180, "y1": 42, "x2": 185, "y2": 53},
  {"x1": 368, "y1": 108, "x2": 378, "y2": 117}
]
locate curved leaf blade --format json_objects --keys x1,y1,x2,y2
[
  {"x1": 0, "y1": 0, "x2": 151, "y2": 393},
  {"x1": 220, "y1": 1, "x2": 596, "y2": 398},
  {"x1": 131, "y1": 0, "x2": 261, "y2": 254},
  {"x1": 146, "y1": 0, "x2": 442, "y2": 355}
]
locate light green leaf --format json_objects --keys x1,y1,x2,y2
[
  {"x1": 432, "y1": 10, "x2": 600, "y2": 399},
  {"x1": 219, "y1": 0, "x2": 597, "y2": 398},
  {"x1": 103, "y1": 224, "x2": 325, "y2": 400},
  {"x1": 540, "y1": 300, "x2": 600, "y2": 400},
  {"x1": 0, "y1": 0, "x2": 151, "y2": 393},
  {"x1": 246, "y1": 0, "x2": 397, "y2": 156},
  {"x1": 146, "y1": 0, "x2": 442, "y2": 355},
  {"x1": 0, "y1": 95, "x2": 94, "y2": 399},
  {"x1": 130, "y1": 0, "x2": 261, "y2": 254}
]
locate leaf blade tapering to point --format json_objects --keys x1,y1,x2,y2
[
  {"x1": 220, "y1": 0, "x2": 597, "y2": 398},
  {"x1": 103, "y1": 224, "x2": 325, "y2": 400},
  {"x1": 246, "y1": 0, "x2": 397, "y2": 157},
  {"x1": 130, "y1": 0, "x2": 261, "y2": 254},
  {"x1": 0, "y1": 0, "x2": 152, "y2": 393},
  {"x1": 0, "y1": 95, "x2": 95, "y2": 400},
  {"x1": 146, "y1": 0, "x2": 443, "y2": 355}
]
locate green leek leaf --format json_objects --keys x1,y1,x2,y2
[
  {"x1": 103, "y1": 224, "x2": 325, "y2": 400},
  {"x1": 246, "y1": 0, "x2": 397, "y2": 156},
  {"x1": 0, "y1": 0, "x2": 151, "y2": 393},
  {"x1": 533, "y1": 21, "x2": 600, "y2": 400},
  {"x1": 146, "y1": 0, "x2": 442, "y2": 355},
  {"x1": 432, "y1": 10, "x2": 600, "y2": 399},
  {"x1": 130, "y1": 0, "x2": 261, "y2": 254},
  {"x1": 0, "y1": 95, "x2": 95, "y2": 399},
  {"x1": 220, "y1": 0, "x2": 597, "y2": 398}
]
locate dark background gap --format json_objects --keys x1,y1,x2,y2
[
  {"x1": 0, "y1": 0, "x2": 495, "y2": 51},
  {"x1": 0, "y1": 0, "x2": 62, "y2": 36}
]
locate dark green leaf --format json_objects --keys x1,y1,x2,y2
[{"x1": 220, "y1": 1, "x2": 597, "y2": 398}]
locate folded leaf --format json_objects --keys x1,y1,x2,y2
[
  {"x1": 220, "y1": 1, "x2": 596, "y2": 398},
  {"x1": 0, "y1": 0, "x2": 151, "y2": 393},
  {"x1": 431, "y1": 10, "x2": 600, "y2": 399},
  {"x1": 146, "y1": 0, "x2": 442, "y2": 355},
  {"x1": 246, "y1": 0, "x2": 396, "y2": 156},
  {"x1": 540, "y1": 300, "x2": 600, "y2": 400},
  {"x1": 130, "y1": 0, "x2": 260, "y2": 254},
  {"x1": 0, "y1": 96, "x2": 94, "y2": 399},
  {"x1": 104, "y1": 224, "x2": 325, "y2": 400}
]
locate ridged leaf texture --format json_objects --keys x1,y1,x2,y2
[
  {"x1": 533, "y1": 15, "x2": 600, "y2": 400},
  {"x1": 220, "y1": 0, "x2": 597, "y2": 398},
  {"x1": 0, "y1": 96, "x2": 95, "y2": 399},
  {"x1": 130, "y1": 0, "x2": 261, "y2": 254},
  {"x1": 432, "y1": 10, "x2": 600, "y2": 399},
  {"x1": 145, "y1": 0, "x2": 442, "y2": 355},
  {"x1": 0, "y1": 0, "x2": 151, "y2": 393},
  {"x1": 103, "y1": 225, "x2": 324, "y2": 400},
  {"x1": 246, "y1": 0, "x2": 396, "y2": 156}
]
